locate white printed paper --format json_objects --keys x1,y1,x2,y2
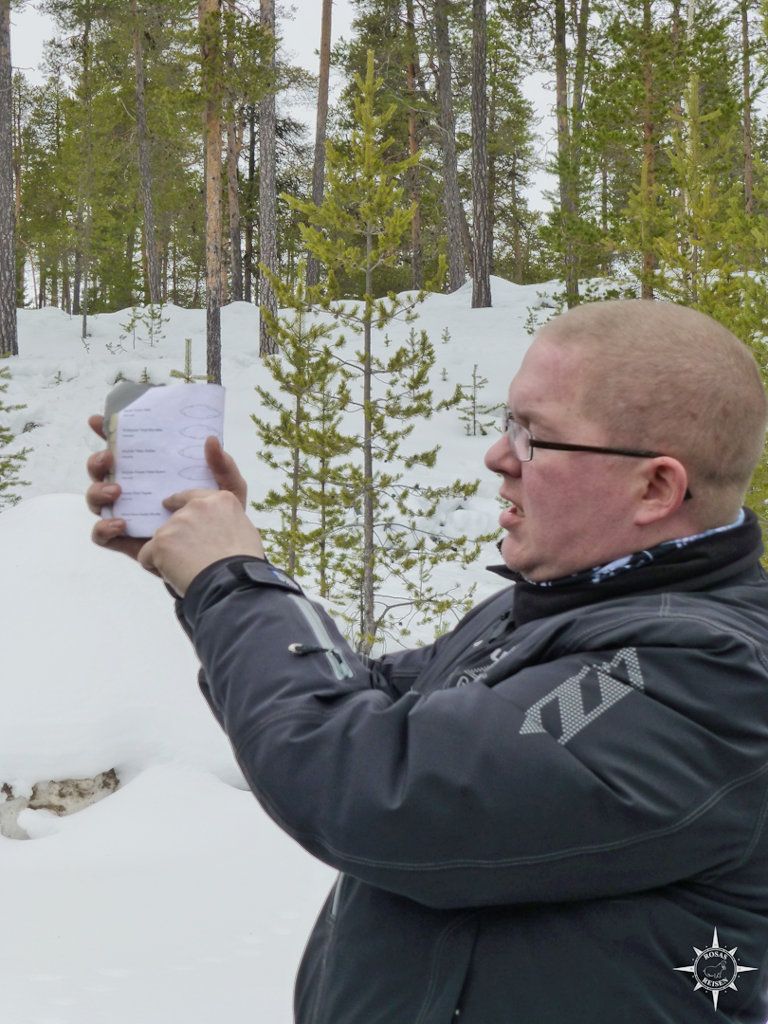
[{"x1": 102, "y1": 382, "x2": 225, "y2": 538}]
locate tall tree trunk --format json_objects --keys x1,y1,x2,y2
[
  {"x1": 640, "y1": 0, "x2": 655, "y2": 299},
  {"x1": 226, "y1": 113, "x2": 243, "y2": 301},
  {"x1": 244, "y1": 105, "x2": 255, "y2": 302},
  {"x1": 487, "y1": 38, "x2": 498, "y2": 277},
  {"x1": 131, "y1": 0, "x2": 161, "y2": 305},
  {"x1": 741, "y1": 0, "x2": 754, "y2": 216},
  {"x1": 38, "y1": 255, "x2": 46, "y2": 308},
  {"x1": 361, "y1": 228, "x2": 375, "y2": 654},
  {"x1": 434, "y1": 0, "x2": 466, "y2": 292},
  {"x1": 306, "y1": 0, "x2": 332, "y2": 288},
  {"x1": 200, "y1": 0, "x2": 222, "y2": 383},
  {"x1": 0, "y1": 0, "x2": 17, "y2": 355},
  {"x1": 81, "y1": 249, "x2": 89, "y2": 339},
  {"x1": 471, "y1": 0, "x2": 491, "y2": 307},
  {"x1": 554, "y1": 0, "x2": 579, "y2": 307},
  {"x1": 511, "y1": 152, "x2": 523, "y2": 283},
  {"x1": 62, "y1": 255, "x2": 71, "y2": 314},
  {"x1": 73, "y1": 215, "x2": 82, "y2": 316},
  {"x1": 259, "y1": 0, "x2": 278, "y2": 355},
  {"x1": 12, "y1": 63, "x2": 24, "y2": 307},
  {"x1": 684, "y1": 0, "x2": 698, "y2": 301},
  {"x1": 79, "y1": 7, "x2": 94, "y2": 340},
  {"x1": 223, "y1": 0, "x2": 243, "y2": 302},
  {"x1": 405, "y1": 0, "x2": 423, "y2": 289}
]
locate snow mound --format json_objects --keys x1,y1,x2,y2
[{"x1": 0, "y1": 494, "x2": 240, "y2": 790}]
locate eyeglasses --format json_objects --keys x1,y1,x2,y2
[{"x1": 501, "y1": 411, "x2": 693, "y2": 499}]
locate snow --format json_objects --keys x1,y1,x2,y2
[{"x1": 0, "y1": 277, "x2": 544, "y2": 1022}]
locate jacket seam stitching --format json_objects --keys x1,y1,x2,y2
[
  {"x1": 738, "y1": 775, "x2": 768, "y2": 868},
  {"x1": 274, "y1": 758, "x2": 768, "y2": 873},
  {"x1": 234, "y1": 709, "x2": 336, "y2": 743},
  {"x1": 570, "y1": 612, "x2": 768, "y2": 672}
]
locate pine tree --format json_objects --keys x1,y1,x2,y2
[
  {"x1": 251, "y1": 266, "x2": 356, "y2": 584},
  {"x1": 0, "y1": 0, "x2": 18, "y2": 356},
  {"x1": 306, "y1": 0, "x2": 332, "y2": 288},
  {"x1": 0, "y1": 361, "x2": 29, "y2": 508},
  {"x1": 433, "y1": 0, "x2": 467, "y2": 291},
  {"x1": 470, "y1": 0, "x2": 491, "y2": 307},
  {"x1": 458, "y1": 363, "x2": 497, "y2": 435},
  {"x1": 130, "y1": 0, "x2": 161, "y2": 304},
  {"x1": 285, "y1": 52, "x2": 482, "y2": 651},
  {"x1": 258, "y1": 0, "x2": 278, "y2": 355},
  {"x1": 199, "y1": 0, "x2": 223, "y2": 382}
]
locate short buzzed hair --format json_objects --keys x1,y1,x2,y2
[{"x1": 539, "y1": 300, "x2": 767, "y2": 524}]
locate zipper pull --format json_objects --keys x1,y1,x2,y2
[{"x1": 288, "y1": 642, "x2": 331, "y2": 656}]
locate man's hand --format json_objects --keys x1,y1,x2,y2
[
  {"x1": 86, "y1": 414, "x2": 249, "y2": 568},
  {"x1": 138, "y1": 489, "x2": 265, "y2": 596}
]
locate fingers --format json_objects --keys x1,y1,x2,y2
[
  {"x1": 91, "y1": 519, "x2": 158, "y2": 573},
  {"x1": 162, "y1": 489, "x2": 216, "y2": 513},
  {"x1": 86, "y1": 481, "x2": 121, "y2": 516},
  {"x1": 86, "y1": 447, "x2": 112, "y2": 483},
  {"x1": 204, "y1": 436, "x2": 248, "y2": 507},
  {"x1": 86, "y1": 416, "x2": 118, "y2": 513},
  {"x1": 88, "y1": 414, "x2": 107, "y2": 441},
  {"x1": 92, "y1": 517, "x2": 127, "y2": 547},
  {"x1": 137, "y1": 536, "x2": 155, "y2": 572},
  {"x1": 86, "y1": 447, "x2": 120, "y2": 516}
]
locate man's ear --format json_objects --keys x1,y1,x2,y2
[{"x1": 633, "y1": 457, "x2": 689, "y2": 526}]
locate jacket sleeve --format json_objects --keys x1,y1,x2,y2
[
  {"x1": 180, "y1": 557, "x2": 768, "y2": 910},
  {"x1": 367, "y1": 589, "x2": 507, "y2": 697}
]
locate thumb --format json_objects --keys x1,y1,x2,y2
[{"x1": 204, "y1": 436, "x2": 247, "y2": 507}]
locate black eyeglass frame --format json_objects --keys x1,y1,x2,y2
[{"x1": 502, "y1": 411, "x2": 693, "y2": 500}]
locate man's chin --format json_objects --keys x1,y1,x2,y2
[
  {"x1": 499, "y1": 533, "x2": 527, "y2": 574},
  {"x1": 499, "y1": 533, "x2": 552, "y2": 582}
]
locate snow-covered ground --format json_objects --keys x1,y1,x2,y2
[{"x1": 0, "y1": 277, "x2": 549, "y2": 1023}]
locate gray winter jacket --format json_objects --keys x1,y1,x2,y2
[{"x1": 173, "y1": 519, "x2": 768, "y2": 1023}]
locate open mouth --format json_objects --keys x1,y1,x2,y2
[{"x1": 499, "y1": 500, "x2": 525, "y2": 528}]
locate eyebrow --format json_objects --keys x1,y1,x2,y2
[{"x1": 507, "y1": 405, "x2": 553, "y2": 434}]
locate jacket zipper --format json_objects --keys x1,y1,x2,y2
[{"x1": 287, "y1": 593, "x2": 354, "y2": 681}]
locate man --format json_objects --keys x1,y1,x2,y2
[{"x1": 87, "y1": 299, "x2": 768, "y2": 1022}]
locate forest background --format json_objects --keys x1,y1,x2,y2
[{"x1": 2, "y1": 0, "x2": 768, "y2": 620}]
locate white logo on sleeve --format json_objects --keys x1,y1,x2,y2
[
  {"x1": 519, "y1": 648, "x2": 644, "y2": 745},
  {"x1": 674, "y1": 927, "x2": 757, "y2": 1011}
]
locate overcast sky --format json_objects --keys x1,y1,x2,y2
[{"x1": 9, "y1": 0, "x2": 554, "y2": 211}]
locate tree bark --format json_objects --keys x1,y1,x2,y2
[
  {"x1": 79, "y1": 8, "x2": 94, "y2": 340},
  {"x1": 226, "y1": 112, "x2": 243, "y2": 301},
  {"x1": 0, "y1": 0, "x2": 18, "y2": 355},
  {"x1": 640, "y1": 0, "x2": 655, "y2": 299},
  {"x1": 200, "y1": 0, "x2": 222, "y2": 383},
  {"x1": 554, "y1": 0, "x2": 579, "y2": 307},
  {"x1": 471, "y1": 0, "x2": 491, "y2": 307},
  {"x1": 405, "y1": 0, "x2": 423, "y2": 289},
  {"x1": 73, "y1": 214, "x2": 82, "y2": 316},
  {"x1": 741, "y1": 0, "x2": 754, "y2": 216},
  {"x1": 306, "y1": 0, "x2": 332, "y2": 288},
  {"x1": 259, "y1": 0, "x2": 278, "y2": 355},
  {"x1": 361, "y1": 228, "x2": 375, "y2": 654},
  {"x1": 434, "y1": 0, "x2": 466, "y2": 292},
  {"x1": 61, "y1": 264, "x2": 70, "y2": 315},
  {"x1": 131, "y1": 0, "x2": 162, "y2": 306},
  {"x1": 244, "y1": 104, "x2": 255, "y2": 302}
]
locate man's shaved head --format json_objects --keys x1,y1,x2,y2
[{"x1": 538, "y1": 300, "x2": 767, "y2": 524}]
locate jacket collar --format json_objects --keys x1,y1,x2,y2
[{"x1": 486, "y1": 507, "x2": 763, "y2": 626}]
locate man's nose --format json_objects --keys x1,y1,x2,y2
[{"x1": 484, "y1": 433, "x2": 521, "y2": 474}]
